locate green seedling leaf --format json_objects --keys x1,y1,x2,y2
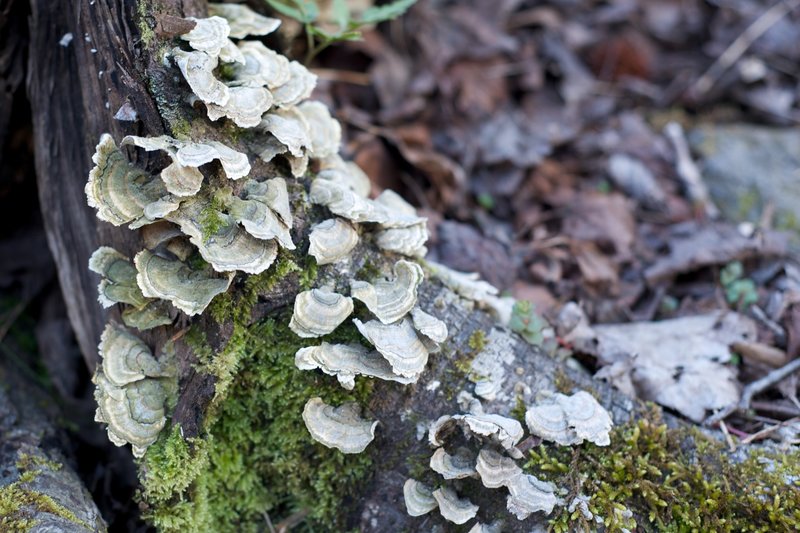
[{"x1": 360, "y1": 0, "x2": 417, "y2": 24}]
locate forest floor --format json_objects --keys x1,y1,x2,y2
[{"x1": 1, "y1": 0, "x2": 800, "y2": 530}]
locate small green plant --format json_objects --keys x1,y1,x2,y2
[
  {"x1": 720, "y1": 261, "x2": 758, "y2": 309},
  {"x1": 265, "y1": 0, "x2": 417, "y2": 63},
  {"x1": 509, "y1": 300, "x2": 548, "y2": 346}
]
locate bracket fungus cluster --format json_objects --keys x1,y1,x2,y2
[
  {"x1": 93, "y1": 323, "x2": 173, "y2": 457},
  {"x1": 80, "y1": 4, "x2": 618, "y2": 527},
  {"x1": 403, "y1": 388, "x2": 612, "y2": 526},
  {"x1": 525, "y1": 391, "x2": 613, "y2": 446}
]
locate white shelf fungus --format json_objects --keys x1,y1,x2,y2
[
  {"x1": 350, "y1": 260, "x2": 423, "y2": 324},
  {"x1": 317, "y1": 155, "x2": 371, "y2": 197},
  {"x1": 208, "y1": 3, "x2": 281, "y2": 39},
  {"x1": 411, "y1": 307, "x2": 448, "y2": 344},
  {"x1": 525, "y1": 391, "x2": 613, "y2": 446},
  {"x1": 309, "y1": 178, "x2": 389, "y2": 224},
  {"x1": 260, "y1": 107, "x2": 311, "y2": 157},
  {"x1": 298, "y1": 101, "x2": 341, "y2": 159},
  {"x1": 506, "y1": 474, "x2": 558, "y2": 519},
  {"x1": 180, "y1": 16, "x2": 230, "y2": 56},
  {"x1": 475, "y1": 448, "x2": 522, "y2": 489},
  {"x1": 218, "y1": 180, "x2": 295, "y2": 250},
  {"x1": 353, "y1": 318, "x2": 429, "y2": 378},
  {"x1": 301, "y1": 397, "x2": 377, "y2": 454},
  {"x1": 89, "y1": 247, "x2": 173, "y2": 330},
  {"x1": 431, "y1": 487, "x2": 479, "y2": 525},
  {"x1": 403, "y1": 479, "x2": 438, "y2": 517},
  {"x1": 167, "y1": 198, "x2": 278, "y2": 275},
  {"x1": 134, "y1": 249, "x2": 234, "y2": 316},
  {"x1": 289, "y1": 289, "x2": 354, "y2": 338},
  {"x1": 295, "y1": 343, "x2": 415, "y2": 389},
  {"x1": 429, "y1": 447, "x2": 476, "y2": 480},
  {"x1": 93, "y1": 324, "x2": 170, "y2": 457},
  {"x1": 271, "y1": 60, "x2": 317, "y2": 107},
  {"x1": 205, "y1": 86, "x2": 273, "y2": 128},
  {"x1": 89, "y1": 247, "x2": 149, "y2": 309},
  {"x1": 172, "y1": 48, "x2": 230, "y2": 106},
  {"x1": 429, "y1": 413, "x2": 524, "y2": 458},
  {"x1": 86, "y1": 134, "x2": 177, "y2": 228},
  {"x1": 308, "y1": 218, "x2": 359, "y2": 265},
  {"x1": 233, "y1": 41, "x2": 291, "y2": 89},
  {"x1": 375, "y1": 222, "x2": 428, "y2": 258}
]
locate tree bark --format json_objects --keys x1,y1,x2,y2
[{"x1": 27, "y1": 0, "x2": 204, "y2": 368}]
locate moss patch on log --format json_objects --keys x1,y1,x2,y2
[
  {"x1": 0, "y1": 453, "x2": 88, "y2": 531},
  {"x1": 139, "y1": 251, "x2": 376, "y2": 531},
  {"x1": 524, "y1": 408, "x2": 800, "y2": 532}
]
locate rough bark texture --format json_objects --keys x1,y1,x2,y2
[
  {"x1": 0, "y1": 362, "x2": 106, "y2": 531},
  {"x1": 26, "y1": 0, "x2": 204, "y2": 368}
]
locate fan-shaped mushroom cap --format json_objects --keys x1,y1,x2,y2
[
  {"x1": 525, "y1": 391, "x2": 613, "y2": 446},
  {"x1": 205, "y1": 86, "x2": 273, "y2": 128},
  {"x1": 271, "y1": 61, "x2": 317, "y2": 107},
  {"x1": 121, "y1": 301, "x2": 174, "y2": 331},
  {"x1": 524, "y1": 402, "x2": 576, "y2": 446},
  {"x1": 432, "y1": 486, "x2": 479, "y2": 525},
  {"x1": 298, "y1": 101, "x2": 341, "y2": 159},
  {"x1": 453, "y1": 413, "x2": 524, "y2": 457},
  {"x1": 556, "y1": 391, "x2": 613, "y2": 446},
  {"x1": 468, "y1": 521, "x2": 504, "y2": 533},
  {"x1": 318, "y1": 154, "x2": 372, "y2": 197},
  {"x1": 301, "y1": 397, "x2": 377, "y2": 454},
  {"x1": 122, "y1": 135, "x2": 251, "y2": 182},
  {"x1": 403, "y1": 479, "x2": 438, "y2": 517},
  {"x1": 295, "y1": 342, "x2": 416, "y2": 389},
  {"x1": 289, "y1": 289, "x2": 354, "y2": 338},
  {"x1": 428, "y1": 261, "x2": 499, "y2": 302},
  {"x1": 248, "y1": 177, "x2": 292, "y2": 226},
  {"x1": 98, "y1": 323, "x2": 164, "y2": 387},
  {"x1": 505, "y1": 474, "x2": 557, "y2": 520},
  {"x1": 168, "y1": 198, "x2": 278, "y2": 274},
  {"x1": 411, "y1": 307, "x2": 448, "y2": 344},
  {"x1": 309, "y1": 179, "x2": 388, "y2": 223},
  {"x1": 372, "y1": 190, "x2": 426, "y2": 229},
  {"x1": 233, "y1": 41, "x2": 291, "y2": 88},
  {"x1": 86, "y1": 134, "x2": 174, "y2": 228},
  {"x1": 209, "y1": 3, "x2": 281, "y2": 39},
  {"x1": 172, "y1": 48, "x2": 229, "y2": 106},
  {"x1": 134, "y1": 249, "x2": 233, "y2": 316},
  {"x1": 260, "y1": 107, "x2": 311, "y2": 157},
  {"x1": 475, "y1": 448, "x2": 523, "y2": 489},
  {"x1": 218, "y1": 39, "x2": 245, "y2": 64},
  {"x1": 218, "y1": 183, "x2": 294, "y2": 250},
  {"x1": 89, "y1": 247, "x2": 148, "y2": 308},
  {"x1": 353, "y1": 318, "x2": 429, "y2": 378},
  {"x1": 375, "y1": 222, "x2": 428, "y2": 257},
  {"x1": 308, "y1": 218, "x2": 359, "y2": 265},
  {"x1": 428, "y1": 414, "x2": 455, "y2": 447},
  {"x1": 181, "y1": 16, "x2": 230, "y2": 56},
  {"x1": 93, "y1": 372, "x2": 166, "y2": 458},
  {"x1": 430, "y1": 447, "x2": 476, "y2": 480},
  {"x1": 351, "y1": 260, "x2": 423, "y2": 324}
]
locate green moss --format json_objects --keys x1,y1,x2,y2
[
  {"x1": 355, "y1": 259, "x2": 382, "y2": 281},
  {"x1": 468, "y1": 330, "x2": 486, "y2": 352},
  {"x1": 524, "y1": 409, "x2": 800, "y2": 532},
  {"x1": 199, "y1": 195, "x2": 226, "y2": 243},
  {"x1": 552, "y1": 367, "x2": 576, "y2": 395},
  {"x1": 168, "y1": 115, "x2": 193, "y2": 140},
  {"x1": 142, "y1": 316, "x2": 375, "y2": 532},
  {"x1": 0, "y1": 454, "x2": 88, "y2": 531},
  {"x1": 135, "y1": 1, "x2": 156, "y2": 47},
  {"x1": 299, "y1": 255, "x2": 318, "y2": 290}
]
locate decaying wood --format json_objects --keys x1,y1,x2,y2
[
  {"x1": 26, "y1": 0, "x2": 205, "y2": 368},
  {"x1": 0, "y1": 361, "x2": 106, "y2": 531}
]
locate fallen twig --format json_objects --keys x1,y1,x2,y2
[
  {"x1": 705, "y1": 356, "x2": 800, "y2": 426},
  {"x1": 741, "y1": 416, "x2": 799, "y2": 445},
  {"x1": 664, "y1": 122, "x2": 719, "y2": 219},
  {"x1": 689, "y1": 0, "x2": 800, "y2": 98}
]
